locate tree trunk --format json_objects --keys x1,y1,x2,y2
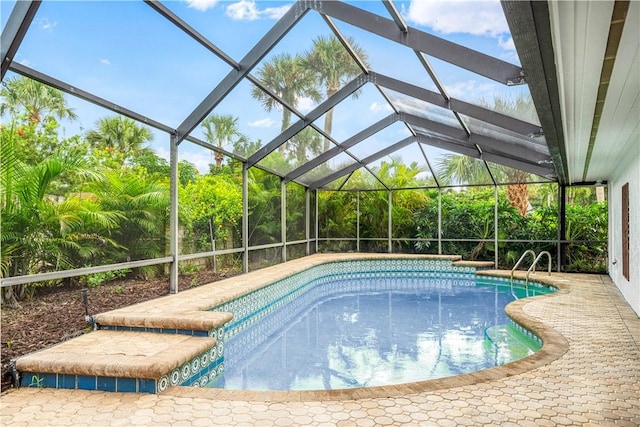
[
  {"x1": 506, "y1": 183, "x2": 529, "y2": 216},
  {"x1": 215, "y1": 151, "x2": 224, "y2": 168},
  {"x1": 323, "y1": 108, "x2": 333, "y2": 152},
  {"x1": 323, "y1": 86, "x2": 338, "y2": 152}
]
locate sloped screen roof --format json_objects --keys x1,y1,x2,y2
[{"x1": 2, "y1": 0, "x2": 557, "y2": 190}]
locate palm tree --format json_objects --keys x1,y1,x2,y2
[
  {"x1": 289, "y1": 126, "x2": 323, "y2": 165},
  {"x1": 200, "y1": 114, "x2": 243, "y2": 168},
  {"x1": 251, "y1": 53, "x2": 321, "y2": 133},
  {"x1": 86, "y1": 170, "x2": 170, "y2": 273},
  {"x1": 1, "y1": 128, "x2": 120, "y2": 304},
  {"x1": 85, "y1": 116, "x2": 154, "y2": 168},
  {"x1": 302, "y1": 35, "x2": 369, "y2": 151},
  {"x1": 0, "y1": 76, "x2": 77, "y2": 124},
  {"x1": 375, "y1": 156, "x2": 428, "y2": 189}
]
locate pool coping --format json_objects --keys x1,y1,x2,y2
[{"x1": 160, "y1": 255, "x2": 571, "y2": 402}]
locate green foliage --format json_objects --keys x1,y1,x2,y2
[
  {"x1": 286, "y1": 182, "x2": 306, "y2": 241},
  {"x1": 84, "y1": 269, "x2": 131, "y2": 288},
  {"x1": 179, "y1": 263, "x2": 201, "y2": 275},
  {"x1": 85, "y1": 116, "x2": 154, "y2": 169},
  {"x1": 84, "y1": 169, "x2": 170, "y2": 275},
  {"x1": 1, "y1": 124, "x2": 123, "y2": 303},
  {"x1": 318, "y1": 191, "x2": 357, "y2": 239},
  {"x1": 180, "y1": 174, "x2": 242, "y2": 252},
  {"x1": 247, "y1": 168, "x2": 281, "y2": 247}
]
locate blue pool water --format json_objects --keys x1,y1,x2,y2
[{"x1": 208, "y1": 273, "x2": 553, "y2": 391}]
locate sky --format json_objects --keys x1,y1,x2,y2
[{"x1": 1, "y1": 0, "x2": 534, "y2": 177}]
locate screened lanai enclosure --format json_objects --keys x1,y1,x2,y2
[{"x1": 1, "y1": 0, "x2": 609, "y2": 298}]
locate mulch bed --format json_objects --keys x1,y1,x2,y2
[{"x1": 0, "y1": 270, "x2": 231, "y2": 394}]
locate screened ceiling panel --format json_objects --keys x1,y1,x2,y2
[
  {"x1": 418, "y1": 143, "x2": 490, "y2": 186},
  {"x1": 398, "y1": 0, "x2": 519, "y2": 62},
  {"x1": 256, "y1": 126, "x2": 328, "y2": 175},
  {"x1": 157, "y1": 0, "x2": 288, "y2": 62},
  {"x1": 312, "y1": 84, "x2": 394, "y2": 143},
  {"x1": 321, "y1": 175, "x2": 350, "y2": 191},
  {"x1": 384, "y1": 89, "x2": 463, "y2": 129},
  {"x1": 486, "y1": 161, "x2": 554, "y2": 184},
  {"x1": 331, "y1": 18, "x2": 439, "y2": 92},
  {"x1": 295, "y1": 151, "x2": 358, "y2": 186},
  {"x1": 189, "y1": 79, "x2": 291, "y2": 159},
  {"x1": 425, "y1": 54, "x2": 541, "y2": 126},
  {"x1": 14, "y1": 1, "x2": 230, "y2": 129},
  {"x1": 341, "y1": 167, "x2": 387, "y2": 191},
  {"x1": 459, "y1": 114, "x2": 548, "y2": 154},
  {"x1": 379, "y1": 144, "x2": 436, "y2": 189},
  {"x1": 346, "y1": 121, "x2": 412, "y2": 160}
]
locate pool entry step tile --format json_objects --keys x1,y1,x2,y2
[
  {"x1": 93, "y1": 311, "x2": 233, "y2": 337},
  {"x1": 14, "y1": 331, "x2": 220, "y2": 393}
]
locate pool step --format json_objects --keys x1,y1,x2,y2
[
  {"x1": 14, "y1": 331, "x2": 221, "y2": 393},
  {"x1": 94, "y1": 310, "x2": 233, "y2": 338},
  {"x1": 484, "y1": 324, "x2": 541, "y2": 364}
]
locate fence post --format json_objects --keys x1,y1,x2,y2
[{"x1": 169, "y1": 133, "x2": 179, "y2": 294}]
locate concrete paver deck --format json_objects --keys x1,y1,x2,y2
[{"x1": 1, "y1": 254, "x2": 638, "y2": 426}]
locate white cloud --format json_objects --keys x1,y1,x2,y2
[
  {"x1": 39, "y1": 18, "x2": 58, "y2": 31},
  {"x1": 226, "y1": 0, "x2": 259, "y2": 21},
  {"x1": 184, "y1": 0, "x2": 218, "y2": 12},
  {"x1": 296, "y1": 97, "x2": 316, "y2": 113},
  {"x1": 446, "y1": 80, "x2": 497, "y2": 100},
  {"x1": 157, "y1": 146, "x2": 210, "y2": 174},
  {"x1": 99, "y1": 58, "x2": 111, "y2": 65},
  {"x1": 248, "y1": 118, "x2": 277, "y2": 128},
  {"x1": 225, "y1": 1, "x2": 291, "y2": 21},
  {"x1": 262, "y1": 5, "x2": 291, "y2": 20},
  {"x1": 404, "y1": 0, "x2": 509, "y2": 38},
  {"x1": 18, "y1": 58, "x2": 31, "y2": 67},
  {"x1": 181, "y1": 152, "x2": 211, "y2": 174},
  {"x1": 498, "y1": 35, "x2": 515, "y2": 51},
  {"x1": 370, "y1": 102, "x2": 393, "y2": 113}
]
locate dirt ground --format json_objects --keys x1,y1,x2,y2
[{"x1": 0, "y1": 270, "x2": 231, "y2": 393}]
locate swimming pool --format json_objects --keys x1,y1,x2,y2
[{"x1": 204, "y1": 259, "x2": 554, "y2": 391}]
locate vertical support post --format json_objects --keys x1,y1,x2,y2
[
  {"x1": 169, "y1": 133, "x2": 179, "y2": 294},
  {"x1": 315, "y1": 190, "x2": 319, "y2": 253},
  {"x1": 242, "y1": 163, "x2": 249, "y2": 273},
  {"x1": 494, "y1": 185, "x2": 499, "y2": 268},
  {"x1": 438, "y1": 188, "x2": 442, "y2": 254},
  {"x1": 305, "y1": 188, "x2": 310, "y2": 256},
  {"x1": 558, "y1": 184, "x2": 566, "y2": 272},
  {"x1": 281, "y1": 179, "x2": 287, "y2": 263},
  {"x1": 356, "y1": 191, "x2": 360, "y2": 252},
  {"x1": 209, "y1": 218, "x2": 217, "y2": 273},
  {"x1": 388, "y1": 191, "x2": 393, "y2": 253}
]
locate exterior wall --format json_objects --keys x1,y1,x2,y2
[{"x1": 608, "y1": 151, "x2": 640, "y2": 315}]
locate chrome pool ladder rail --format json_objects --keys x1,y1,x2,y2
[
  {"x1": 510, "y1": 249, "x2": 536, "y2": 298},
  {"x1": 525, "y1": 251, "x2": 552, "y2": 289}
]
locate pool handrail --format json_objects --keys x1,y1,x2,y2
[
  {"x1": 525, "y1": 251, "x2": 552, "y2": 290},
  {"x1": 510, "y1": 249, "x2": 536, "y2": 298}
]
